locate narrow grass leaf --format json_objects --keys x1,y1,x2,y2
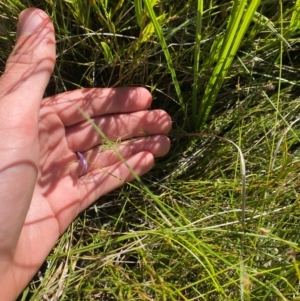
[
  {"x1": 290, "y1": 0, "x2": 300, "y2": 31},
  {"x1": 196, "y1": 0, "x2": 261, "y2": 129},
  {"x1": 253, "y1": 11, "x2": 291, "y2": 48},
  {"x1": 143, "y1": 0, "x2": 187, "y2": 125},
  {"x1": 134, "y1": 0, "x2": 143, "y2": 27},
  {"x1": 192, "y1": 0, "x2": 203, "y2": 123}
]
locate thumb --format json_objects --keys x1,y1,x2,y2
[
  {"x1": 0, "y1": 8, "x2": 56, "y2": 131},
  {"x1": 0, "y1": 9, "x2": 56, "y2": 252}
]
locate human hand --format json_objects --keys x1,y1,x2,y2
[{"x1": 0, "y1": 8, "x2": 171, "y2": 300}]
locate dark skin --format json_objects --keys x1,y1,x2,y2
[{"x1": 0, "y1": 8, "x2": 171, "y2": 300}]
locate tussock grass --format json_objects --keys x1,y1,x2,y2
[{"x1": 1, "y1": 0, "x2": 300, "y2": 300}]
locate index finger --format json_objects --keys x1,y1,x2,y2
[{"x1": 42, "y1": 87, "x2": 152, "y2": 126}]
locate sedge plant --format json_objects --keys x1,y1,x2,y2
[{"x1": 0, "y1": 0, "x2": 299, "y2": 300}]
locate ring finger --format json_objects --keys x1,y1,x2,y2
[{"x1": 76, "y1": 135, "x2": 170, "y2": 176}]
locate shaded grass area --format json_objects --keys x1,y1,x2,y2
[{"x1": 1, "y1": 0, "x2": 300, "y2": 300}]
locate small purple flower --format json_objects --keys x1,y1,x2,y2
[{"x1": 77, "y1": 152, "x2": 88, "y2": 170}]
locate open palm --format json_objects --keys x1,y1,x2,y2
[{"x1": 0, "y1": 9, "x2": 171, "y2": 300}]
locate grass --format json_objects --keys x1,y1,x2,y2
[{"x1": 1, "y1": 0, "x2": 300, "y2": 300}]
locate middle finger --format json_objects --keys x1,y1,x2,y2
[{"x1": 66, "y1": 110, "x2": 171, "y2": 151}]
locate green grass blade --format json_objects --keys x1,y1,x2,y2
[
  {"x1": 196, "y1": 0, "x2": 261, "y2": 129},
  {"x1": 143, "y1": 0, "x2": 187, "y2": 125},
  {"x1": 134, "y1": 0, "x2": 143, "y2": 28},
  {"x1": 290, "y1": 0, "x2": 300, "y2": 31},
  {"x1": 192, "y1": 0, "x2": 203, "y2": 124}
]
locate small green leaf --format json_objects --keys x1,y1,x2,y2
[
  {"x1": 141, "y1": 14, "x2": 166, "y2": 43},
  {"x1": 100, "y1": 41, "x2": 113, "y2": 63},
  {"x1": 141, "y1": 21, "x2": 155, "y2": 43},
  {"x1": 149, "y1": 0, "x2": 158, "y2": 8}
]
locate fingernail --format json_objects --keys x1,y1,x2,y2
[{"x1": 16, "y1": 9, "x2": 44, "y2": 38}]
